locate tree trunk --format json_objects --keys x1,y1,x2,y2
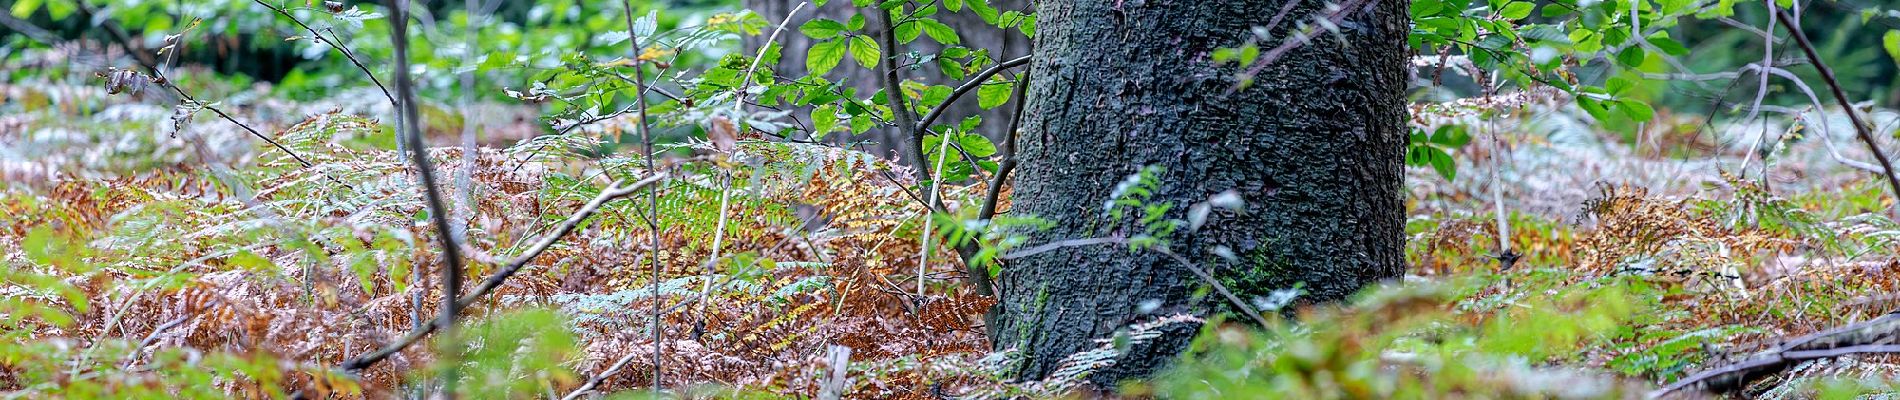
[
  {"x1": 992, "y1": 0, "x2": 1410, "y2": 387},
  {"x1": 742, "y1": 0, "x2": 1030, "y2": 164}
]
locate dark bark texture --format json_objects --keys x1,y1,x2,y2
[
  {"x1": 993, "y1": 0, "x2": 1410, "y2": 386},
  {"x1": 742, "y1": 0, "x2": 1030, "y2": 164}
]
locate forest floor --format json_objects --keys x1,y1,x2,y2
[{"x1": 10, "y1": 54, "x2": 1900, "y2": 398}]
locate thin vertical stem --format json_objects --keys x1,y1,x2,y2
[
  {"x1": 386, "y1": 0, "x2": 464, "y2": 396},
  {"x1": 620, "y1": 1, "x2": 664, "y2": 393},
  {"x1": 918, "y1": 131, "x2": 952, "y2": 297}
]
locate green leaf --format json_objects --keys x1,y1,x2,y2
[
  {"x1": 922, "y1": 85, "x2": 954, "y2": 107},
  {"x1": 800, "y1": 18, "x2": 847, "y2": 39},
  {"x1": 1411, "y1": 0, "x2": 1445, "y2": 17},
  {"x1": 1647, "y1": 32, "x2": 1689, "y2": 56},
  {"x1": 920, "y1": 18, "x2": 961, "y2": 45},
  {"x1": 850, "y1": 112, "x2": 873, "y2": 134},
  {"x1": 940, "y1": 57, "x2": 966, "y2": 80},
  {"x1": 978, "y1": 79, "x2": 1012, "y2": 109},
  {"x1": 1570, "y1": 28, "x2": 1602, "y2": 53},
  {"x1": 10, "y1": 0, "x2": 41, "y2": 19},
  {"x1": 1619, "y1": 99, "x2": 1655, "y2": 122},
  {"x1": 955, "y1": 133, "x2": 998, "y2": 157},
  {"x1": 945, "y1": 0, "x2": 965, "y2": 12},
  {"x1": 1430, "y1": 124, "x2": 1472, "y2": 147},
  {"x1": 848, "y1": 14, "x2": 866, "y2": 30},
  {"x1": 812, "y1": 104, "x2": 840, "y2": 140},
  {"x1": 807, "y1": 39, "x2": 848, "y2": 75},
  {"x1": 849, "y1": 35, "x2": 882, "y2": 69},
  {"x1": 1615, "y1": 46, "x2": 1646, "y2": 68},
  {"x1": 228, "y1": 250, "x2": 275, "y2": 272},
  {"x1": 1885, "y1": 30, "x2": 1900, "y2": 67},
  {"x1": 896, "y1": 18, "x2": 923, "y2": 43},
  {"x1": 1521, "y1": 24, "x2": 1569, "y2": 43},
  {"x1": 970, "y1": 0, "x2": 1000, "y2": 24},
  {"x1": 1426, "y1": 146, "x2": 1457, "y2": 180},
  {"x1": 1500, "y1": 2, "x2": 1535, "y2": 19},
  {"x1": 1542, "y1": 3, "x2": 1574, "y2": 17}
]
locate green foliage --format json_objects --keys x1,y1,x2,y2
[
  {"x1": 1103, "y1": 165, "x2": 1183, "y2": 250},
  {"x1": 428, "y1": 309, "x2": 581, "y2": 398},
  {"x1": 1142, "y1": 275, "x2": 1652, "y2": 399},
  {"x1": 1407, "y1": 124, "x2": 1473, "y2": 180}
]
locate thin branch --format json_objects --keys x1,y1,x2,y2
[
  {"x1": 0, "y1": 12, "x2": 60, "y2": 45},
  {"x1": 978, "y1": 67, "x2": 1031, "y2": 222},
  {"x1": 998, "y1": 237, "x2": 1273, "y2": 328},
  {"x1": 917, "y1": 116, "x2": 954, "y2": 297},
  {"x1": 385, "y1": 1, "x2": 467, "y2": 396},
  {"x1": 1651, "y1": 314, "x2": 1900, "y2": 398},
  {"x1": 912, "y1": 55, "x2": 1033, "y2": 133},
  {"x1": 618, "y1": 1, "x2": 666, "y2": 393},
  {"x1": 1236, "y1": 0, "x2": 1377, "y2": 85},
  {"x1": 334, "y1": 173, "x2": 670, "y2": 374},
  {"x1": 1153, "y1": 248, "x2": 1274, "y2": 328},
  {"x1": 999, "y1": 237, "x2": 1127, "y2": 260},
  {"x1": 871, "y1": 9, "x2": 928, "y2": 194},
  {"x1": 1773, "y1": 7, "x2": 1900, "y2": 213},
  {"x1": 559, "y1": 347, "x2": 643, "y2": 400},
  {"x1": 115, "y1": 316, "x2": 191, "y2": 370},
  {"x1": 71, "y1": 0, "x2": 158, "y2": 70},
  {"x1": 962, "y1": 66, "x2": 1032, "y2": 298},
  {"x1": 1734, "y1": 2, "x2": 1777, "y2": 175},
  {"x1": 75, "y1": 0, "x2": 351, "y2": 191},
  {"x1": 252, "y1": 0, "x2": 398, "y2": 109}
]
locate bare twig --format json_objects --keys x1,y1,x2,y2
[
  {"x1": 75, "y1": 1, "x2": 351, "y2": 191},
  {"x1": 1772, "y1": 7, "x2": 1900, "y2": 212},
  {"x1": 384, "y1": 1, "x2": 468, "y2": 395},
  {"x1": 1236, "y1": 0, "x2": 1378, "y2": 85},
  {"x1": 999, "y1": 236, "x2": 1274, "y2": 328},
  {"x1": 118, "y1": 316, "x2": 192, "y2": 369},
  {"x1": 0, "y1": 12, "x2": 60, "y2": 45},
  {"x1": 618, "y1": 1, "x2": 667, "y2": 393},
  {"x1": 559, "y1": 348, "x2": 643, "y2": 400},
  {"x1": 978, "y1": 67, "x2": 1031, "y2": 223},
  {"x1": 917, "y1": 115, "x2": 953, "y2": 297},
  {"x1": 334, "y1": 173, "x2": 670, "y2": 375},
  {"x1": 251, "y1": 0, "x2": 398, "y2": 109},
  {"x1": 1735, "y1": 2, "x2": 1777, "y2": 175},
  {"x1": 1651, "y1": 314, "x2": 1900, "y2": 398}
]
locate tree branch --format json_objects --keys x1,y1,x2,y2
[
  {"x1": 1771, "y1": 7, "x2": 1900, "y2": 214},
  {"x1": 912, "y1": 55, "x2": 1032, "y2": 134},
  {"x1": 618, "y1": 0, "x2": 668, "y2": 392},
  {"x1": 999, "y1": 237, "x2": 1274, "y2": 328},
  {"x1": 334, "y1": 173, "x2": 670, "y2": 374},
  {"x1": 384, "y1": 1, "x2": 468, "y2": 394},
  {"x1": 871, "y1": 10, "x2": 930, "y2": 200},
  {"x1": 1650, "y1": 313, "x2": 1900, "y2": 398},
  {"x1": 252, "y1": 0, "x2": 399, "y2": 110},
  {"x1": 74, "y1": 0, "x2": 352, "y2": 191}
]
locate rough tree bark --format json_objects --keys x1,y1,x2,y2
[
  {"x1": 742, "y1": 0, "x2": 1030, "y2": 163},
  {"x1": 992, "y1": 0, "x2": 1410, "y2": 386}
]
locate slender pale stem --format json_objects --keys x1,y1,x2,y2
[{"x1": 918, "y1": 132, "x2": 952, "y2": 297}]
